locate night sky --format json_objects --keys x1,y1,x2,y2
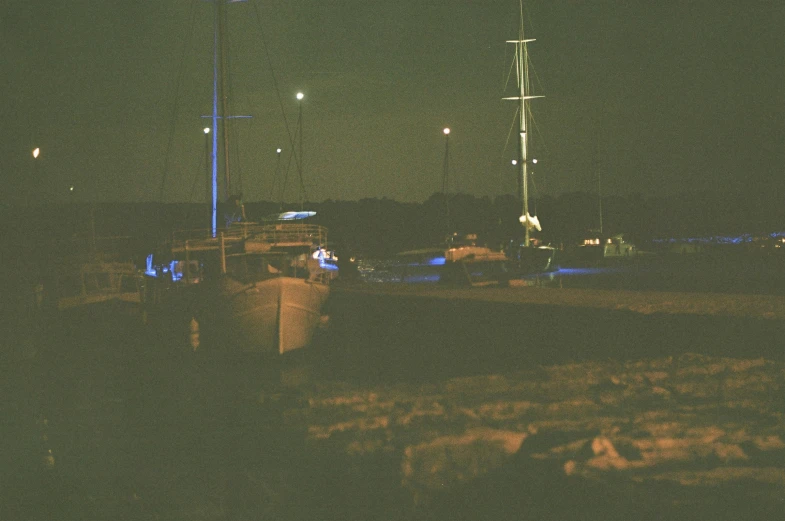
[{"x1": 3, "y1": 0, "x2": 783, "y2": 206}]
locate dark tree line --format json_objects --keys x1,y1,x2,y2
[{"x1": 4, "y1": 188, "x2": 782, "y2": 264}]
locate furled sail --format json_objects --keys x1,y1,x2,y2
[{"x1": 519, "y1": 213, "x2": 542, "y2": 232}]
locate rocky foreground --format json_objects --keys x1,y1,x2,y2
[
  {"x1": 263, "y1": 353, "x2": 784, "y2": 520},
  {"x1": 4, "y1": 285, "x2": 784, "y2": 520}
]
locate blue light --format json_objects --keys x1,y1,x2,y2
[
  {"x1": 169, "y1": 261, "x2": 183, "y2": 282},
  {"x1": 319, "y1": 259, "x2": 339, "y2": 271},
  {"x1": 144, "y1": 254, "x2": 157, "y2": 277},
  {"x1": 556, "y1": 267, "x2": 625, "y2": 276},
  {"x1": 653, "y1": 232, "x2": 785, "y2": 245},
  {"x1": 425, "y1": 257, "x2": 446, "y2": 266}
]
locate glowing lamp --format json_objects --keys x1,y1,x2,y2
[
  {"x1": 443, "y1": 128, "x2": 450, "y2": 135},
  {"x1": 33, "y1": 148, "x2": 40, "y2": 159},
  {"x1": 296, "y1": 92, "x2": 304, "y2": 101}
]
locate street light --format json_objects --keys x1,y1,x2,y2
[
  {"x1": 296, "y1": 92, "x2": 305, "y2": 207},
  {"x1": 296, "y1": 94, "x2": 304, "y2": 163},
  {"x1": 28, "y1": 147, "x2": 42, "y2": 207},
  {"x1": 442, "y1": 128, "x2": 451, "y2": 235},
  {"x1": 273, "y1": 147, "x2": 283, "y2": 206},
  {"x1": 442, "y1": 128, "x2": 450, "y2": 193}
]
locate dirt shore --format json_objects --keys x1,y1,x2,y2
[
  {"x1": 334, "y1": 282, "x2": 785, "y2": 320},
  {"x1": 3, "y1": 286, "x2": 783, "y2": 520}
]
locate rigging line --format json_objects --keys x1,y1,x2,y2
[
  {"x1": 158, "y1": 0, "x2": 197, "y2": 203},
  {"x1": 528, "y1": 164, "x2": 544, "y2": 217},
  {"x1": 233, "y1": 119, "x2": 244, "y2": 197},
  {"x1": 280, "y1": 142, "x2": 296, "y2": 207},
  {"x1": 223, "y1": 7, "x2": 245, "y2": 199},
  {"x1": 184, "y1": 140, "x2": 208, "y2": 231},
  {"x1": 269, "y1": 146, "x2": 280, "y2": 203},
  {"x1": 527, "y1": 104, "x2": 549, "y2": 156},
  {"x1": 251, "y1": 1, "x2": 302, "y2": 204},
  {"x1": 187, "y1": 142, "x2": 206, "y2": 204},
  {"x1": 528, "y1": 56, "x2": 546, "y2": 103},
  {"x1": 296, "y1": 124, "x2": 308, "y2": 207},
  {"x1": 498, "y1": 107, "x2": 520, "y2": 194},
  {"x1": 501, "y1": 42, "x2": 517, "y2": 96}
]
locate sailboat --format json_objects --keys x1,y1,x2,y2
[
  {"x1": 574, "y1": 162, "x2": 639, "y2": 263},
  {"x1": 393, "y1": 231, "x2": 509, "y2": 286},
  {"x1": 392, "y1": 145, "x2": 508, "y2": 286},
  {"x1": 142, "y1": 2, "x2": 330, "y2": 355},
  {"x1": 53, "y1": 207, "x2": 143, "y2": 313},
  {"x1": 502, "y1": 0, "x2": 557, "y2": 275}
]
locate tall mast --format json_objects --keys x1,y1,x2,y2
[
  {"x1": 210, "y1": 0, "x2": 219, "y2": 236},
  {"x1": 205, "y1": 0, "x2": 250, "y2": 237},
  {"x1": 504, "y1": 1, "x2": 542, "y2": 247}
]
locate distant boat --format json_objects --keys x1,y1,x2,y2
[
  {"x1": 55, "y1": 246, "x2": 142, "y2": 311},
  {"x1": 577, "y1": 232, "x2": 638, "y2": 260},
  {"x1": 56, "y1": 256, "x2": 142, "y2": 312},
  {"x1": 51, "y1": 208, "x2": 143, "y2": 313},
  {"x1": 394, "y1": 233, "x2": 509, "y2": 286}
]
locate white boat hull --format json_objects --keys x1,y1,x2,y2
[{"x1": 219, "y1": 276, "x2": 329, "y2": 355}]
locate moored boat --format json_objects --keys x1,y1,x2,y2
[
  {"x1": 142, "y1": 2, "x2": 331, "y2": 356},
  {"x1": 394, "y1": 233, "x2": 509, "y2": 286},
  {"x1": 500, "y1": 0, "x2": 557, "y2": 278},
  {"x1": 143, "y1": 216, "x2": 332, "y2": 355}
]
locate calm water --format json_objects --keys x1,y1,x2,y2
[{"x1": 358, "y1": 251, "x2": 785, "y2": 296}]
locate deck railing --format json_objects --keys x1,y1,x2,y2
[{"x1": 169, "y1": 223, "x2": 328, "y2": 252}]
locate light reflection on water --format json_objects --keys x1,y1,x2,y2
[{"x1": 356, "y1": 253, "x2": 785, "y2": 296}]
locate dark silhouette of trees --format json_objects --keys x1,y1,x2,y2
[{"x1": 4, "y1": 189, "x2": 782, "y2": 263}]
